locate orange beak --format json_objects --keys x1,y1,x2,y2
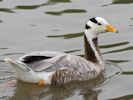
[{"x1": 106, "y1": 24, "x2": 118, "y2": 33}]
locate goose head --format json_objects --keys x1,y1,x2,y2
[{"x1": 85, "y1": 17, "x2": 118, "y2": 39}]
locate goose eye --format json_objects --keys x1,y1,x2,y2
[{"x1": 98, "y1": 23, "x2": 102, "y2": 25}]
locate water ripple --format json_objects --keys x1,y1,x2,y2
[
  {"x1": 1, "y1": 53, "x2": 24, "y2": 56},
  {"x1": 15, "y1": 0, "x2": 71, "y2": 10},
  {"x1": 45, "y1": 9, "x2": 87, "y2": 16},
  {"x1": 47, "y1": 0, "x2": 71, "y2": 4},
  {"x1": 109, "y1": 94, "x2": 133, "y2": 100},
  {"x1": 100, "y1": 42, "x2": 129, "y2": 49},
  {"x1": 0, "y1": 8, "x2": 14, "y2": 13},
  {"x1": 103, "y1": 46, "x2": 133, "y2": 54},
  {"x1": 106, "y1": 59, "x2": 129, "y2": 64},
  {"x1": 104, "y1": 61, "x2": 122, "y2": 79},
  {"x1": 47, "y1": 32, "x2": 83, "y2": 39},
  {"x1": 0, "y1": 20, "x2": 2, "y2": 23},
  {"x1": 102, "y1": 0, "x2": 133, "y2": 7},
  {"x1": 122, "y1": 71, "x2": 133, "y2": 75},
  {"x1": 64, "y1": 49, "x2": 81, "y2": 53},
  {"x1": 0, "y1": 48, "x2": 8, "y2": 50},
  {"x1": 15, "y1": 5, "x2": 41, "y2": 10},
  {"x1": 112, "y1": 0, "x2": 133, "y2": 4}
]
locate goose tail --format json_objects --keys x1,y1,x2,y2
[{"x1": 4, "y1": 58, "x2": 31, "y2": 71}]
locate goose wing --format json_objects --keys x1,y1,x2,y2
[
  {"x1": 19, "y1": 51, "x2": 68, "y2": 72},
  {"x1": 19, "y1": 51, "x2": 95, "y2": 73},
  {"x1": 19, "y1": 51, "x2": 66, "y2": 62}
]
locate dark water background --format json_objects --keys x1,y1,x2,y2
[{"x1": 0, "y1": 0, "x2": 133, "y2": 100}]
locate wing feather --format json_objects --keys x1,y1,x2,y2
[
  {"x1": 19, "y1": 51, "x2": 97, "y2": 76},
  {"x1": 19, "y1": 51, "x2": 66, "y2": 61}
]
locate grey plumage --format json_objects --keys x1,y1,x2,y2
[{"x1": 19, "y1": 51, "x2": 101, "y2": 85}]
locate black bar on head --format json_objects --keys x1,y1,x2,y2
[{"x1": 90, "y1": 17, "x2": 101, "y2": 25}]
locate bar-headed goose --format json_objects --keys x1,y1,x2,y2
[{"x1": 4, "y1": 17, "x2": 118, "y2": 86}]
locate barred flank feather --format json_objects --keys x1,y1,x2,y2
[{"x1": 51, "y1": 67, "x2": 97, "y2": 86}]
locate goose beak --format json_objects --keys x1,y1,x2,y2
[{"x1": 106, "y1": 24, "x2": 118, "y2": 33}]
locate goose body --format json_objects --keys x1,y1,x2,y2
[{"x1": 5, "y1": 17, "x2": 118, "y2": 86}]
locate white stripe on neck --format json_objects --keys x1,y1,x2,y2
[{"x1": 85, "y1": 29, "x2": 103, "y2": 65}]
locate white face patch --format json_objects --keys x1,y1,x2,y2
[
  {"x1": 95, "y1": 17, "x2": 109, "y2": 25},
  {"x1": 85, "y1": 17, "x2": 110, "y2": 38}
]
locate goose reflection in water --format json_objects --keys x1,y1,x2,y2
[{"x1": 10, "y1": 73, "x2": 104, "y2": 100}]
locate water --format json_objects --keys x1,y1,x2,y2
[{"x1": 0, "y1": 0, "x2": 133, "y2": 99}]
